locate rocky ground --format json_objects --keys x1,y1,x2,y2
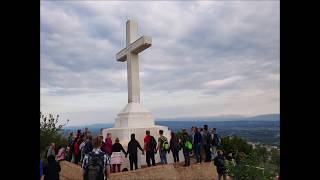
[{"x1": 60, "y1": 160, "x2": 231, "y2": 180}]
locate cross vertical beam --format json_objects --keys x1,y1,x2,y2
[
  {"x1": 126, "y1": 20, "x2": 140, "y2": 103},
  {"x1": 116, "y1": 20, "x2": 152, "y2": 104}
]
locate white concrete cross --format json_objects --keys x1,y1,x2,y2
[{"x1": 116, "y1": 20, "x2": 152, "y2": 103}]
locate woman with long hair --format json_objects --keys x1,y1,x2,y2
[{"x1": 169, "y1": 132, "x2": 180, "y2": 163}]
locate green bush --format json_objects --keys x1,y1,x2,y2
[
  {"x1": 40, "y1": 112, "x2": 69, "y2": 158},
  {"x1": 220, "y1": 136, "x2": 279, "y2": 180},
  {"x1": 221, "y1": 136, "x2": 253, "y2": 155}
]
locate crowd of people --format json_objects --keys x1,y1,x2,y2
[{"x1": 40, "y1": 125, "x2": 232, "y2": 180}]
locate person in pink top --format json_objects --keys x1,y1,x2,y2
[
  {"x1": 56, "y1": 145, "x2": 66, "y2": 161},
  {"x1": 104, "y1": 133, "x2": 113, "y2": 156}
]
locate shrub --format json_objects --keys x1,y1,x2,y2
[{"x1": 40, "y1": 112, "x2": 69, "y2": 158}]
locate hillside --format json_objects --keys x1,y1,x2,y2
[{"x1": 59, "y1": 160, "x2": 225, "y2": 180}]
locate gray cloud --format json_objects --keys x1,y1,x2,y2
[{"x1": 41, "y1": 1, "x2": 279, "y2": 125}]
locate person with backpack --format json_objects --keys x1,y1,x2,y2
[
  {"x1": 194, "y1": 127, "x2": 202, "y2": 164},
  {"x1": 43, "y1": 154, "x2": 61, "y2": 180},
  {"x1": 110, "y1": 137, "x2": 127, "y2": 173},
  {"x1": 213, "y1": 150, "x2": 227, "y2": 180},
  {"x1": 169, "y1": 132, "x2": 180, "y2": 163},
  {"x1": 181, "y1": 129, "x2": 192, "y2": 166},
  {"x1": 126, "y1": 133, "x2": 144, "y2": 170},
  {"x1": 156, "y1": 130, "x2": 169, "y2": 164},
  {"x1": 203, "y1": 125, "x2": 212, "y2": 162},
  {"x1": 211, "y1": 128, "x2": 220, "y2": 159},
  {"x1": 82, "y1": 136, "x2": 110, "y2": 180},
  {"x1": 144, "y1": 130, "x2": 156, "y2": 167}
]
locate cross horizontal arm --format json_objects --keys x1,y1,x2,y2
[
  {"x1": 116, "y1": 36, "x2": 152, "y2": 62},
  {"x1": 130, "y1": 36, "x2": 152, "y2": 54},
  {"x1": 116, "y1": 48, "x2": 128, "y2": 62}
]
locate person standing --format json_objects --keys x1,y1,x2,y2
[
  {"x1": 82, "y1": 136, "x2": 110, "y2": 180},
  {"x1": 46, "y1": 143, "x2": 56, "y2": 158},
  {"x1": 65, "y1": 146, "x2": 71, "y2": 162},
  {"x1": 73, "y1": 138, "x2": 80, "y2": 164},
  {"x1": 40, "y1": 158, "x2": 44, "y2": 180},
  {"x1": 203, "y1": 125, "x2": 212, "y2": 162},
  {"x1": 55, "y1": 145, "x2": 66, "y2": 162},
  {"x1": 76, "y1": 129, "x2": 81, "y2": 139},
  {"x1": 169, "y1": 132, "x2": 180, "y2": 163},
  {"x1": 79, "y1": 135, "x2": 86, "y2": 164},
  {"x1": 144, "y1": 130, "x2": 156, "y2": 167},
  {"x1": 157, "y1": 130, "x2": 169, "y2": 164},
  {"x1": 110, "y1": 138, "x2": 127, "y2": 173},
  {"x1": 104, "y1": 133, "x2": 113, "y2": 157},
  {"x1": 43, "y1": 155, "x2": 61, "y2": 180},
  {"x1": 83, "y1": 135, "x2": 93, "y2": 155},
  {"x1": 213, "y1": 150, "x2": 227, "y2": 180},
  {"x1": 126, "y1": 133, "x2": 144, "y2": 170},
  {"x1": 211, "y1": 128, "x2": 220, "y2": 159},
  {"x1": 194, "y1": 127, "x2": 202, "y2": 164},
  {"x1": 191, "y1": 126, "x2": 196, "y2": 156},
  {"x1": 181, "y1": 129, "x2": 192, "y2": 166}
]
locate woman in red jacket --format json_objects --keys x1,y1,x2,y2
[
  {"x1": 73, "y1": 137, "x2": 80, "y2": 165},
  {"x1": 104, "y1": 133, "x2": 113, "y2": 156}
]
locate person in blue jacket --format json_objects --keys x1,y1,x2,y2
[{"x1": 40, "y1": 159, "x2": 43, "y2": 180}]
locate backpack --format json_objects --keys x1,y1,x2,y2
[
  {"x1": 84, "y1": 152, "x2": 105, "y2": 180},
  {"x1": 185, "y1": 140, "x2": 193, "y2": 151},
  {"x1": 148, "y1": 136, "x2": 157, "y2": 150},
  {"x1": 160, "y1": 136, "x2": 169, "y2": 151}
]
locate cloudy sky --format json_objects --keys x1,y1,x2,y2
[{"x1": 40, "y1": 1, "x2": 279, "y2": 126}]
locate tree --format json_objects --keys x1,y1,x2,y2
[
  {"x1": 40, "y1": 112, "x2": 69, "y2": 157},
  {"x1": 220, "y1": 136, "x2": 279, "y2": 180},
  {"x1": 254, "y1": 145, "x2": 269, "y2": 163},
  {"x1": 270, "y1": 148, "x2": 280, "y2": 174},
  {"x1": 226, "y1": 152, "x2": 274, "y2": 180},
  {"x1": 221, "y1": 136, "x2": 253, "y2": 155}
]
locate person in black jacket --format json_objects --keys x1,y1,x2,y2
[
  {"x1": 44, "y1": 154, "x2": 61, "y2": 180},
  {"x1": 111, "y1": 138, "x2": 127, "y2": 173},
  {"x1": 126, "y1": 133, "x2": 144, "y2": 170},
  {"x1": 213, "y1": 150, "x2": 227, "y2": 180},
  {"x1": 169, "y1": 132, "x2": 180, "y2": 163}
]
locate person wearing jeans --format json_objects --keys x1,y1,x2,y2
[
  {"x1": 169, "y1": 132, "x2": 180, "y2": 163},
  {"x1": 160, "y1": 150, "x2": 168, "y2": 164},
  {"x1": 193, "y1": 127, "x2": 202, "y2": 164},
  {"x1": 157, "y1": 130, "x2": 168, "y2": 164}
]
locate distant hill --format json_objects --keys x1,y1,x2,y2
[
  {"x1": 61, "y1": 114, "x2": 279, "y2": 147},
  {"x1": 66, "y1": 123, "x2": 113, "y2": 130},
  {"x1": 156, "y1": 113, "x2": 279, "y2": 122}
]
